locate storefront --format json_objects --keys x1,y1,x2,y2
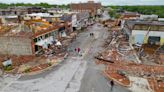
[{"x1": 58, "y1": 27, "x2": 67, "y2": 37}]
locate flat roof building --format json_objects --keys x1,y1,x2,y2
[{"x1": 70, "y1": 1, "x2": 101, "y2": 17}]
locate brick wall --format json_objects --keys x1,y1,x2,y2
[
  {"x1": 70, "y1": 2, "x2": 101, "y2": 16},
  {"x1": 0, "y1": 36, "x2": 33, "y2": 55}
]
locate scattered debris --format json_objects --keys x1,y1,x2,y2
[{"x1": 95, "y1": 24, "x2": 164, "y2": 92}]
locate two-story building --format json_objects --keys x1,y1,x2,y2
[
  {"x1": 70, "y1": 1, "x2": 101, "y2": 17},
  {"x1": 0, "y1": 19, "x2": 67, "y2": 56}
]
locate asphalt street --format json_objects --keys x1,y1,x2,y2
[
  {"x1": 79, "y1": 23, "x2": 131, "y2": 92},
  {"x1": 1, "y1": 23, "x2": 130, "y2": 92}
]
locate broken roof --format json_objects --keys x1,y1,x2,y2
[
  {"x1": 60, "y1": 14, "x2": 72, "y2": 22},
  {"x1": 133, "y1": 21, "x2": 164, "y2": 31},
  {"x1": 1, "y1": 24, "x2": 33, "y2": 37},
  {"x1": 125, "y1": 20, "x2": 164, "y2": 31},
  {"x1": 0, "y1": 17, "x2": 66, "y2": 38}
]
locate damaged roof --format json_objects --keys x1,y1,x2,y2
[
  {"x1": 1, "y1": 24, "x2": 33, "y2": 37},
  {"x1": 133, "y1": 21, "x2": 164, "y2": 31},
  {"x1": 125, "y1": 20, "x2": 164, "y2": 31},
  {"x1": 0, "y1": 19, "x2": 65, "y2": 38}
]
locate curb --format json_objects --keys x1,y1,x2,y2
[
  {"x1": 103, "y1": 71, "x2": 131, "y2": 87},
  {"x1": 20, "y1": 53, "x2": 68, "y2": 77}
]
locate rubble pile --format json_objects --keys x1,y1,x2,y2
[
  {"x1": 148, "y1": 78, "x2": 164, "y2": 92},
  {"x1": 139, "y1": 44, "x2": 163, "y2": 64},
  {"x1": 104, "y1": 66, "x2": 130, "y2": 87},
  {"x1": 95, "y1": 27, "x2": 164, "y2": 92},
  {"x1": 27, "y1": 63, "x2": 50, "y2": 73},
  {"x1": 107, "y1": 62, "x2": 164, "y2": 78},
  {"x1": 0, "y1": 55, "x2": 35, "y2": 67}
]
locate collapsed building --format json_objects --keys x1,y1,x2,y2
[
  {"x1": 0, "y1": 9, "x2": 93, "y2": 68},
  {"x1": 130, "y1": 21, "x2": 164, "y2": 46},
  {"x1": 94, "y1": 11, "x2": 164, "y2": 92}
]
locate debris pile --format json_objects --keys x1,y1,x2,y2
[
  {"x1": 104, "y1": 67, "x2": 130, "y2": 87},
  {"x1": 95, "y1": 27, "x2": 164, "y2": 92},
  {"x1": 0, "y1": 55, "x2": 35, "y2": 67}
]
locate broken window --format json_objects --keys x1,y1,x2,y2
[
  {"x1": 148, "y1": 36, "x2": 160, "y2": 45},
  {"x1": 45, "y1": 34, "x2": 49, "y2": 38},
  {"x1": 33, "y1": 38, "x2": 37, "y2": 42}
]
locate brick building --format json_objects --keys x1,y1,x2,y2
[
  {"x1": 0, "y1": 6, "x2": 45, "y2": 16},
  {"x1": 70, "y1": 1, "x2": 101, "y2": 17},
  {"x1": 0, "y1": 19, "x2": 68, "y2": 56}
]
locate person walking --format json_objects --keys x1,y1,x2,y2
[
  {"x1": 74, "y1": 48, "x2": 77, "y2": 52},
  {"x1": 77, "y1": 48, "x2": 81, "y2": 56},
  {"x1": 110, "y1": 80, "x2": 114, "y2": 91},
  {"x1": 92, "y1": 33, "x2": 94, "y2": 37},
  {"x1": 74, "y1": 48, "x2": 77, "y2": 55}
]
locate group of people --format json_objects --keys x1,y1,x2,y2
[{"x1": 90, "y1": 33, "x2": 94, "y2": 37}]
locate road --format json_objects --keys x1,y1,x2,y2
[
  {"x1": 1, "y1": 23, "x2": 130, "y2": 92},
  {"x1": 79, "y1": 23, "x2": 130, "y2": 92}
]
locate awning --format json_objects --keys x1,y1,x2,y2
[{"x1": 35, "y1": 36, "x2": 54, "y2": 48}]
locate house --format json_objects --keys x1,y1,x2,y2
[
  {"x1": 70, "y1": 1, "x2": 101, "y2": 17},
  {"x1": 129, "y1": 21, "x2": 164, "y2": 45}
]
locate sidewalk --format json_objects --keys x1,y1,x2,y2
[
  {"x1": 18, "y1": 52, "x2": 68, "y2": 76},
  {"x1": 2, "y1": 56, "x2": 86, "y2": 92}
]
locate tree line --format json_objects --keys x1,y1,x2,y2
[
  {"x1": 109, "y1": 6, "x2": 164, "y2": 18},
  {"x1": 0, "y1": 3, "x2": 69, "y2": 9}
]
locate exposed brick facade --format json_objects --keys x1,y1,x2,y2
[
  {"x1": 70, "y1": 1, "x2": 101, "y2": 17},
  {"x1": 0, "y1": 36, "x2": 33, "y2": 55}
]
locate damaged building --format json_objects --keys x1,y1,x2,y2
[
  {"x1": 0, "y1": 6, "x2": 46, "y2": 16},
  {"x1": 131, "y1": 22, "x2": 164, "y2": 45},
  {"x1": 123, "y1": 21, "x2": 164, "y2": 46},
  {"x1": 0, "y1": 19, "x2": 68, "y2": 56}
]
